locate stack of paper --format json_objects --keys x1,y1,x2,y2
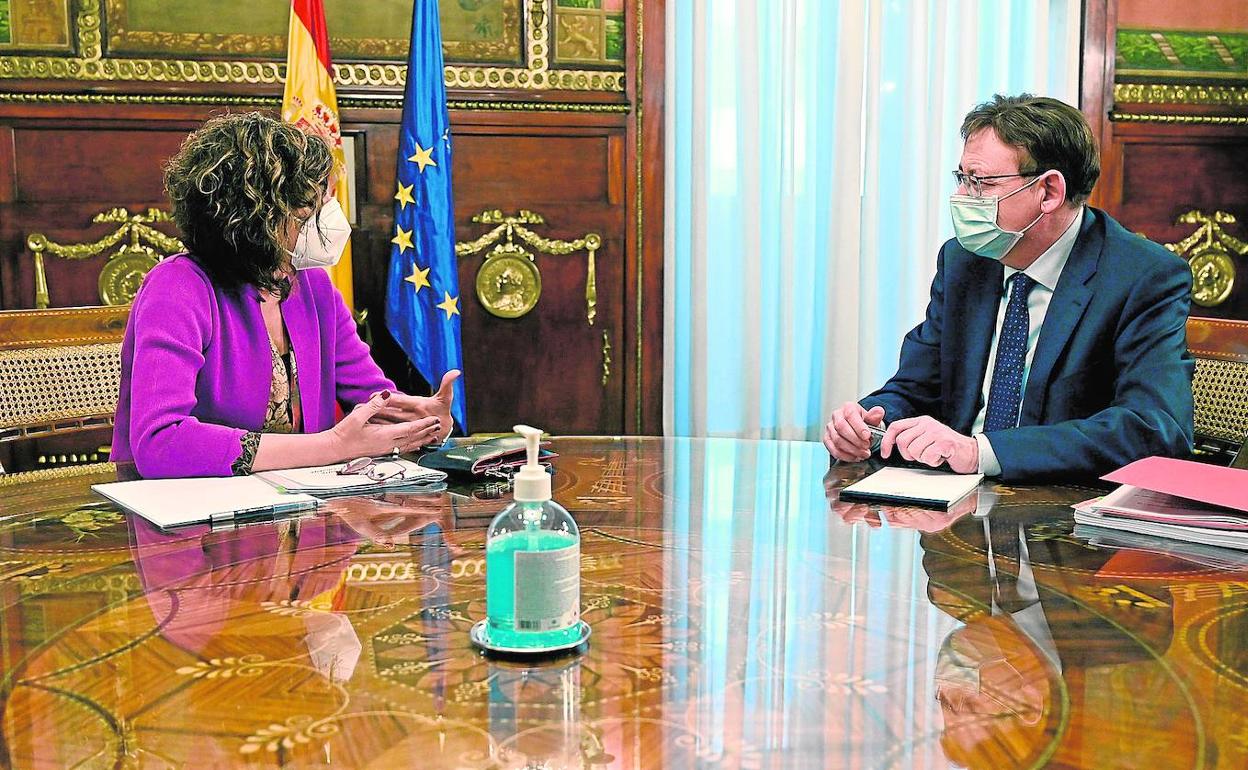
[{"x1": 1074, "y1": 457, "x2": 1248, "y2": 551}]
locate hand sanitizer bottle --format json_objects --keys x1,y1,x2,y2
[{"x1": 475, "y1": 425, "x2": 586, "y2": 653}]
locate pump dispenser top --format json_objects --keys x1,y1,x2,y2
[{"x1": 512, "y1": 424, "x2": 551, "y2": 502}]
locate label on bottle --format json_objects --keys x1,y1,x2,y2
[{"x1": 513, "y1": 543, "x2": 580, "y2": 631}]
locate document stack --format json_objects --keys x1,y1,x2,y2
[{"x1": 1074, "y1": 457, "x2": 1248, "y2": 553}]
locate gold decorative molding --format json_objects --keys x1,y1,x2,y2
[
  {"x1": 1115, "y1": 83, "x2": 1248, "y2": 107},
  {"x1": 27, "y1": 207, "x2": 184, "y2": 309},
  {"x1": 0, "y1": 91, "x2": 276, "y2": 107},
  {"x1": 446, "y1": 100, "x2": 629, "y2": 114},
  {"x1": 0, "y1": 90, "x2": 632, "y2": 114},
  {"x1": 0, "y1": 461, "x2": 115, "y2": 487},
  {"x1": 0, "y1": 0, "x2": 624, "y2": 92},
  {"x1": 1164, "y1": 210, "x2": 1246, "y2": 309},
  {"x1": 0, "y1": 90, "x2": 631, "y2": 113},
  {"x1": 1110, "y1": 111, "x2": 1248, "y2": 126},
  {"x1": 457, "y1": 209, "x2": 602, "y2": 324}
]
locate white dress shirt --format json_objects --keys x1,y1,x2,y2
[{"x1": 974, "y1": 210, "x2": 1084, "y2": 476}]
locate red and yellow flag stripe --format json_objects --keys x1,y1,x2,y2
[{"x1": 282, "y1": 0, "x2": 354, "y2": 310}]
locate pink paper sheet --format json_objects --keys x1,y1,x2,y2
[{"x1": 1103, "y1": 456, "x2": 1248, "y2": 513}]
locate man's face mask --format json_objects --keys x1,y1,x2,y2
[
  {"x1": 949, "y1": 174, "x2": 1046, "y2": 261},
  {"x1": 289, "y1": 197, "x2": 351, "y2": 270}
]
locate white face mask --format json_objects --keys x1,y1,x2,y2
[
  {"x1": 288, "y1": 197, "x2": 351, "y2": 270},
  {"x1": 949, "y1": 175, "x2": 1045, "y2": 261}
]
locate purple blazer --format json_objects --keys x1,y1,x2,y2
[{"x1": 112, "y1": 254, "x2": 394, "y2": 478}]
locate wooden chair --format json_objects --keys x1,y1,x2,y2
[
  {"x1": 0, "y1": 306, "x2": 129, "y2": 479},
  {"x1": 27, "y1": 207, "x2": 183, "y2": 309},
  {"x1": 1186, "y1": 317, "x2": 1248, "y2": 464}
]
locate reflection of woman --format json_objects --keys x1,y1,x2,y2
[
  {"x1": 130, "y1": 498, "x2": 453, "y2": 663},
  {"x1": 112, "y1": 112, "x2": 458, "y2": 478}
]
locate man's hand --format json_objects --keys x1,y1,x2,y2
[
  {"x1": 823, "y1": 402, "x2": 886, "y2": 463},
  {"x1": 879, "y1": 415, "x2": 979, "y2": 473},
  {"x1": 369, "y1": 369, "x2": 460, "y2": 444}
]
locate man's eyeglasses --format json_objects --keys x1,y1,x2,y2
[
  {"x1": 338, "y1": 457, "x2": 408, "y2": 483},
  {"x1": 952, "y1": 170, "x2": 1041, "y2": 198}
]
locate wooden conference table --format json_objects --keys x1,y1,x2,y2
[{"x1": 0, "y1": 437, "x2": 1245, "y2": 769}]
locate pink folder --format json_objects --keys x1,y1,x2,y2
[{"x1": 1103, "y1": 457, "x2": 1248, "y2": 513}]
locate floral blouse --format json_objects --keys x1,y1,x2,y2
[{"x1": 231, "y1": 338, "x2": 302, "y2": 475}]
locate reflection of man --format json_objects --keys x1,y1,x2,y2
[
  {"x1": 825, "y1": 94, "x2": 1193, "y2": 482},
  {"x1": 921, "y1": 512, "x2": 1183, "y2": 769}
]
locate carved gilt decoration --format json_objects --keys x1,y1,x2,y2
[
  {"x1": 27, "y1": 207, "x2": 184, "y2": 309},
  {"x1": 456, "y1": 209, "x2": 602, "y2": 324},
  {"x1": 0, "y1": 0, "x2": 624, "y2": 92},
  {"x1": 1114, "y1": 83, "x2": 1248, "y2": 108},
  {"x1": 1164, "y1": 210, "x2": 1246, "y2": 309}
]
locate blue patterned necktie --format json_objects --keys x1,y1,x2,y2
[{"x1": 983, "y1": 273, "x2": 1037, "y2": 432}]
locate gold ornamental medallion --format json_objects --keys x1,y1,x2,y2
[
  {"x1": 99, "y1": 247, "x2": 160, "y2": 306},
  {"x1": 476, "y1": 252, "x2": 542, "y2": 319},
  {"x1": 1188, "y1": 246, "x2": 1235, "y2": 308}
]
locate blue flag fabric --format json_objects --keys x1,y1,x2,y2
[{"x1": 385, "y1": 0, "x2": 467, "y2": 432}]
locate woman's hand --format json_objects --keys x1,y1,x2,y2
[
  {"x1": 327, "y1": 391, "x2": 442, "y2": 459},
  {"x1": 369, "y1": 370, "x2": 460, "y2": 443}
]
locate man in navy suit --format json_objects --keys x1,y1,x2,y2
[{"x1": 824, "y1": 94, "x2": 1193, "y2": 482}]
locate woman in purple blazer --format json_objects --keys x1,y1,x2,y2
[{"x1": 112, "y1": 113, "x2": 458, "y2": 478}]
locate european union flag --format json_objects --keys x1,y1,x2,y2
[{"x1": 385, "y1": 0, "x2": 467, "y2": 431}]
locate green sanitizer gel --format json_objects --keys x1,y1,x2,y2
[{"x1": 473, "y1": 425, "x2": 587, "y2": 654}]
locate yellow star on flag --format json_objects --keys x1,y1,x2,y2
[
  {"x1": 408, "y1": 143, "x2": 437, "y2": 174},
  {"x1": 394, "y1": 182, "x2": 415, "y2": 209},
  {"x1": 404, "y1": 264, "x2": 431, "y2": 293},
  {"x1": 436, "y1": 291, "x2": 460, "y2": 319},
  {"x1": 391, "y1": 226, "x2": 413, "y2": 254}
]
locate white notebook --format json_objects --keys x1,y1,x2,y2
[
  {"x1": 92, "y1": 476, "x2": 320, "y2": 529},
  {"x1": 838, "y1": 467, "x2": 984, "y2": 510}
]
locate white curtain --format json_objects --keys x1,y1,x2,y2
[{"x1": 665, "y1": 0, "x2": 1083, "y2": 439}]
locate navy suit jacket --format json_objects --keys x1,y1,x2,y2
[{"x1": 860, "y1": 207, "x2": 1194, "y2": 483}]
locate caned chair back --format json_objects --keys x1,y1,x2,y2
[
  {"x1": 1186, "y1": 317, "x2": 1248, "y2": 460},
  {"x1": 0, "y1": 307, "x2": 128, "y2": 477}
]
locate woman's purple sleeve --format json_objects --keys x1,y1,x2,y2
[{"x1": 126, "y1": 266, "x2": 247, "y2": 478}]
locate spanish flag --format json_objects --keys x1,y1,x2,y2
[{"x1": 281, "y1": 0, "x2": 354, "y2": 310}]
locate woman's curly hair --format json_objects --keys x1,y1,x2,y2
[{"x1": 164, "y1": 112, "x2": 335, "y2": 296}]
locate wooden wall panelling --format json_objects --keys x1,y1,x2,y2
[
  {"x1": 0, "y1": 123, "x2": 15, "y2": 306},
  {"x1": 0, "y1": 114, "x2": 198, "y2": 309},
  {"x1": 628, "y1": 0, "x2": 666, "y2": 435},
  {"x1": 1104, "y1": 121, "x2": 1248, "y2": 320},
  {"x1": 1080, "y1": 0, "x2": 1117, "y2": 210},
  {"x1": 1080, "y1": 0, "x2": 1248, "y2": 321}
]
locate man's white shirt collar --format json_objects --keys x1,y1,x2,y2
[{"x1": 1003, "y1": 207, "x2": 1084, "y2": 292}]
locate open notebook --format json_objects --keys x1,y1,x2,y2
[{"x1": 92, "y1": 476, "x2": 320, "y2": 530}]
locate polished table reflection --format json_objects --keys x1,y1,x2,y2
[{"x1": 1, "y1": 437, "x2": 1246, "y2": 768}]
